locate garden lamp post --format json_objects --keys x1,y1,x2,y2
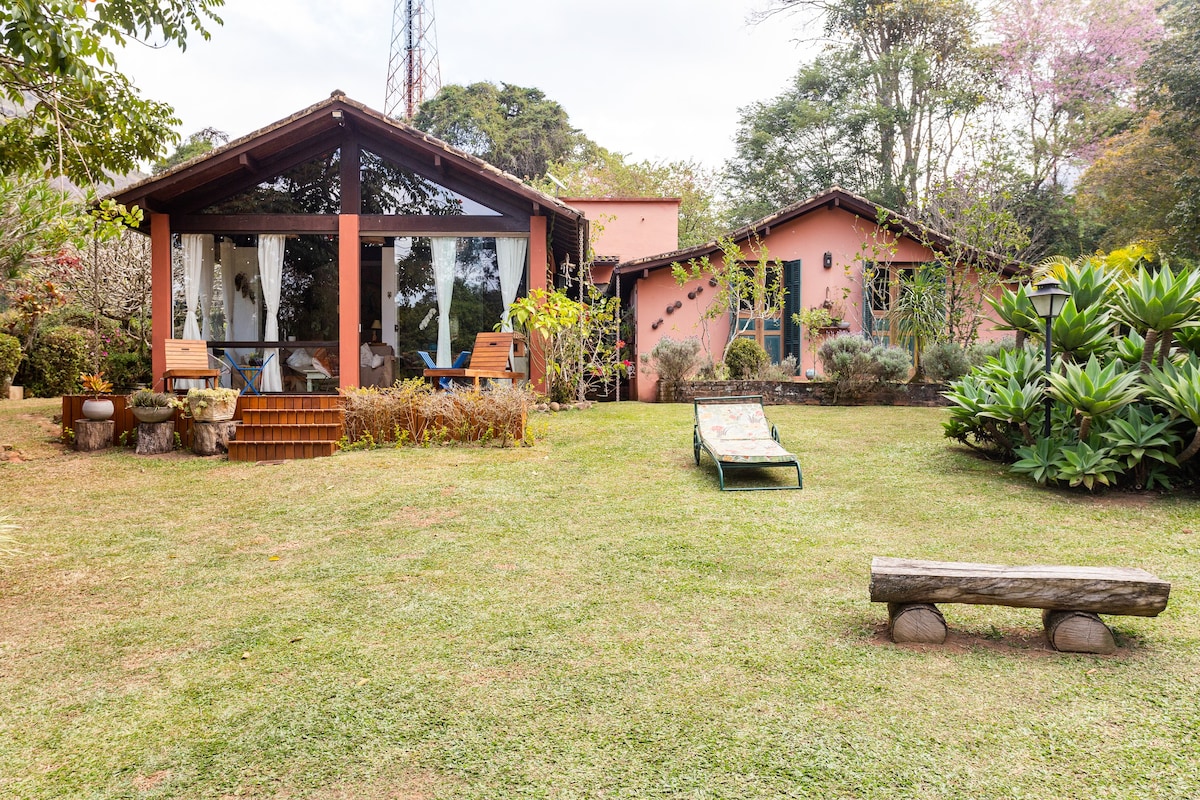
[{"x1": 1029, "y1": 277, "x2": 1071, "y2": 438}]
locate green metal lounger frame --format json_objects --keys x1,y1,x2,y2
[{"x1": 693, "y1": 395, "x2": 803, "y2": 491}]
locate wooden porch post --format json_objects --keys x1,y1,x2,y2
[
  {"x1": 339, "y1": 214, "x2": 361, "y2": 388},
  {"x1": 150, "y1": 213, "x2": 172, "y2": 390},
  {"x1": 528, "y1": 215, "x2": 548, "y2": 393}
]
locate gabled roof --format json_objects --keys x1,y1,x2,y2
[
  {"x1": 614, "y1": 186, "x2": 1019, "y2": 278},
  {"x1": 108, "y1": 91, "x2": 586, "y2": 261}
]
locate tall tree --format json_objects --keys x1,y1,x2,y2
[
  {"x1": 1137, "y1": 0, "x2": 1200, "y2": 261},
  {"x1": 754, "y1": 0, "x2": 990, "y2": 210},
  {"x1": 993, "y1": 0, "x2": 1162, "y2": 190},
  {"x1": 723, "y1": 57, "x2": 882, "y2": 223},
  {"x1": 0, "y1": 0, "x2": 223, "y2": 186},
  {"x1": 152, "y1": 127, "x2": 229, "y2": 174},
  {"x1": 537, "y1": 145, "x2": 723, "y2": 248},
  {"x1": 413, "y1": 82, "x2": 588, "y2": 181}
]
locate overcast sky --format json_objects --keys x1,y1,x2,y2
[{"x1": 115, "y1": 0, "x2": 822, "y2": 172}]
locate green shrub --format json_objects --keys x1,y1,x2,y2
[
  {"x1": 724, "y1": 337, "x2": 769, "y2": 379},
  {"x1": 640, "y1": 336, "x2": 702, "y2": 384},
  {"x1": 922, "y1": 341, "x2": 971, "y2": 382},
  {"x1": 0, "y1": 333, "x2": 20, "y2": 384},
  {"x1": 872, "y1": 344, "x2": 913, "y2": 382},
  {"x1": 818, "y1": 335, "x2": 911, "y2": 400},
  {"x1": 758, "y1": 354, "x2": 798, "y2": 381},
  {"x1": 103, "y1": 350, "x2": 151, "y2": 390},
  {"x1": 25, "y1": 326, "x2": 89, "y2": 397}
]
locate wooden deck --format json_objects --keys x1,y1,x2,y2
[{"x1": 62, "y1": 394, "x2": 345, "y2": 461}]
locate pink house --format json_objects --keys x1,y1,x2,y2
[{"x1": 608, "y1": 188, "x2": 1014, "y2": 401}]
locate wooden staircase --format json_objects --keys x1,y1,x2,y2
[{"x1": 227, "y1": 395, "x2": 344, "y2": 462}]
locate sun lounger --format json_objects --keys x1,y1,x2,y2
[{"x1": 693, "y1": 395, "x2": 802, "y2": 491}]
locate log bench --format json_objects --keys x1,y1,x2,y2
[{"x1": 870, "y1": 557, "x2": 1171, "y2": 654}]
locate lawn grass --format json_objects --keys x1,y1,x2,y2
[{"x1": 1, "y1": 397, "x2": 1198, "y2": 799}]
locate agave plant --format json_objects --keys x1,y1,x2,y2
[
  {"x1": 986, "y1": 284, "x2": 1041, "y2": 347},
  {"x1": 1144, "y1": 354, "x2": 1200, "y2": 463},
  {"x1": 1011, "y1": 438, "x2": 1063, "y2": 486},
  {"x1": 1114, "y1": 329, "x2": 1147, "y2": 367},
  {"x1": 1045, "y1": 354, "x2": 1143, "y2": 440},
  {"x1": 978, "y1": 378, "x2": 1043, "y2": 446},
  {"x1": 1100, "y1": 405, "x2": 1182, "y2": 489},
  {"x1": 1040, "y1": 257, "x2": 1118, "y2": 311},
  {"x1": 1111, "y1": 266, "x2": 1200, "y2": 372},
  {"x1": 1048, "y1": 298, "x2": 1115, "y2": 362},
  {"x1": 1054, "y1": 440, "x2": 1121, "y2": 490}
]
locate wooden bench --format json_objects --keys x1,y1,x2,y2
[
  {"x1": 163, "y1": 338, "x2": 220, "y2": 392},
  {"x1": 423, "y1": 332, "x2": 525, "y2": 389},
  {"x1": 870, "y1": 557, "x2": 1171, "y2": 654}
]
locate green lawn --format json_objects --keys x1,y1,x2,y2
[{"x1": 1, "y1": 397, "x2": 1197, "y2": 799}]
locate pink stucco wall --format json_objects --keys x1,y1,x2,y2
[
  {"x1": 633, "y1": 205, "x2": 1003, "y2": 401},
  {"x1": 567, "y1": 198, "x2": 680, "y2": 262}
]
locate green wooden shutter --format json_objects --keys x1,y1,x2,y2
[{"x1": 783, "y1": 259, "x2": 802, "y2": 361}]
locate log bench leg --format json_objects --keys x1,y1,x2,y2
[
  {"x1": 1043, "y1": 610, "x2": 1116, "y2": 654},
  {"x1": 888, "y1": 602, "x2": 947, "y2": 644}
]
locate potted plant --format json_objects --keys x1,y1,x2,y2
[
  {"x1": 184, "y1": 386, "x2": 239, "y2": 421},
  {"x1": 128, "y1": 389, "x2": 178, "y2": 423},
  {"x1": 80, "y1": 372, "x2": 115, "y2": 420}
]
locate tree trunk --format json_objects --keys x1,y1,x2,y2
[
  {"x1": 135, "y1": 420, "x2": 175, "y2": 455},
  {"x1": 1177, "y1": 428, "x2": 1200, "y2": 465},
  {"x1": 1043, "y1": 610, "x2": 1116, "y2": 654},
  {"x1": 888, "y1": 602, "x2": 947, "y2": 644},
  {"x1": 1158, "y1": 329, "x2": 1174, "y2": 368},
  {"x1": 1140, "y1": 329, "x2": 1160, "y2": 373},
  {"x1": 193, "y1": 421, "x2": 238, "y2": 456},
  {"x1": 74, "y1": 419, "x2": 114, "y2": 452}
]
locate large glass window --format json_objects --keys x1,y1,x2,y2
[
  {"x1": 201, "y1": 150, "x2": 341, "y2": 214},
  {"x1": 361, "y1": 149, "x2": 500, "y2": 216},
  {"x1": 173, "y1": 233, "x2": 340, "y2": 391}
]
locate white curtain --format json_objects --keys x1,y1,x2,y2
[
  {"x1": 496, "y1": 237, "x2": 528, "y2": 332},
  {"x1": 218, "y1": 239, "x2": 235, "y2": 341},
  {"x1": 198, "y1": 236, "x2": 215, "y2": 339},
  {"x1": 431, "y1": 237, "x2": 458, "y2": 367},
  {"x1": 258, "y1": 234, "x2": 285, "y2": 392},
  {"x1": 181, "y1": 234, "x2": 205, "y2": 340}
]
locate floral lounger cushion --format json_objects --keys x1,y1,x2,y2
[{"x1": 695, "y1": 403, "x2": 797, "y2": 464}]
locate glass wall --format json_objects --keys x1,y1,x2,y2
[
  {"x1": 367, "y1": 235, "x2": 526, "y2": 379},
  {"x1": 173, "y1": 233, "x2": 339, "y2": 391}
]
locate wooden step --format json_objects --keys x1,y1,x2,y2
[
  {"x1": 241, "y1": 408, "x2": 344, "y2": 426},
  {"x1": 227, "y1": 440, "x2": 339, "y2": 462},
  {"x1": 237, "y1": 423, "x2": 344, "y2": 442},
  {"x1": 240, "y1": 394, "x2": 343, "y2": 411}
]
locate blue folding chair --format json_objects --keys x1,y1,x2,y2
[
  {"x1": 417, "y1": 350, "x2": 470, "y2": 389},
  {"x1": 226, "y1": 352, "x2": 274, "y2": 395}
]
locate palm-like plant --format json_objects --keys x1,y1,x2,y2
[
  {"x1": 1040, "y1": 256, "x2": 1118, "y2": 311},
  {"x1": 1046, "y1": 354, "x2": 1143, "y2": 440},
  {"x1": 1048, "y1": 298, "x2": 1115, "y2": 362},
  {"x1": 1100, "y1": 405, "x2": 1182, "y2": 489},
  {"x1": 986, "y1": 284, "x2": 1040, "y2": 347},
  {"x1": 1144, "y1": 354, "x2": 1200, "y2": 463},
  {"x1": 1111, "y1": 266, "x2": 1200, "y2": 372}
]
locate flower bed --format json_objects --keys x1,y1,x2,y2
[{"x1": 341, "y1": 380, "x2": 535, "y2": 448}]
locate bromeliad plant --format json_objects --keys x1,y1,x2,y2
[{"x1": 946, "y1": 252, "x2": 1200, "y2": 492}]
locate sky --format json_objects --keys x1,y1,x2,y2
[{"x1": 115, "y1": 0, "x2": 823, "y2": 172}]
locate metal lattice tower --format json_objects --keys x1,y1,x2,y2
[{"x1": 385, "y1": 0, "x2": 441, "y2": 120}]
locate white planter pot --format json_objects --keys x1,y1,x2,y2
[{"x1": 81, "y1": 398, "x2": 114, "y2": 421}]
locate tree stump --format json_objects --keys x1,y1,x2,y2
[
  {"x1": 192, "y1": 420, "x2": 238, "y2": 456},
  {"x1": 135, "y1": 420, "x2": 175, "y2": 455},
  {"x1": 888, "y1": 602, "x2": 948, "y2": 644},
  {"x1": 74, "y1": 419, "x2": 114, "y2": 452},
  {"x1": 1043, "y1": 610, "x2": 1116, "y2": 654}
]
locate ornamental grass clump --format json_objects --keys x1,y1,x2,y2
[{"x1": 341, "y1": 379, "x2": 537, "y2": 448}]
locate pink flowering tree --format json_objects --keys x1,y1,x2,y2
[{"x1": 994, "y1": 0, "x2": 1163, "y2": 188}]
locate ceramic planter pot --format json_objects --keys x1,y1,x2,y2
[
  {"x1": 131, "y1": 406, "x2": 174, "y2": 423},
  {"x1": 81, "y1": 398, "x2": 114, "y2": 421}
]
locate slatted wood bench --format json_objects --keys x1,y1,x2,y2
[
  {"x1": 163, "y1": 338, "x2": 220, "y2": 392},
  {"x1": 423, "y1": 332, "x2": 526, "y2": 389},
  {"x1": 870, "y1": 557, "x2": 1171, "y2": 654}
]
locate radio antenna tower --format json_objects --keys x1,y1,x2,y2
[{"x1": 385, "y1": 0, "x2": 442, "y2": 120}]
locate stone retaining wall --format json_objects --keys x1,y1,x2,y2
[{"x1": 666, "y1": 380, "x2": 950, "y2": 407}]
